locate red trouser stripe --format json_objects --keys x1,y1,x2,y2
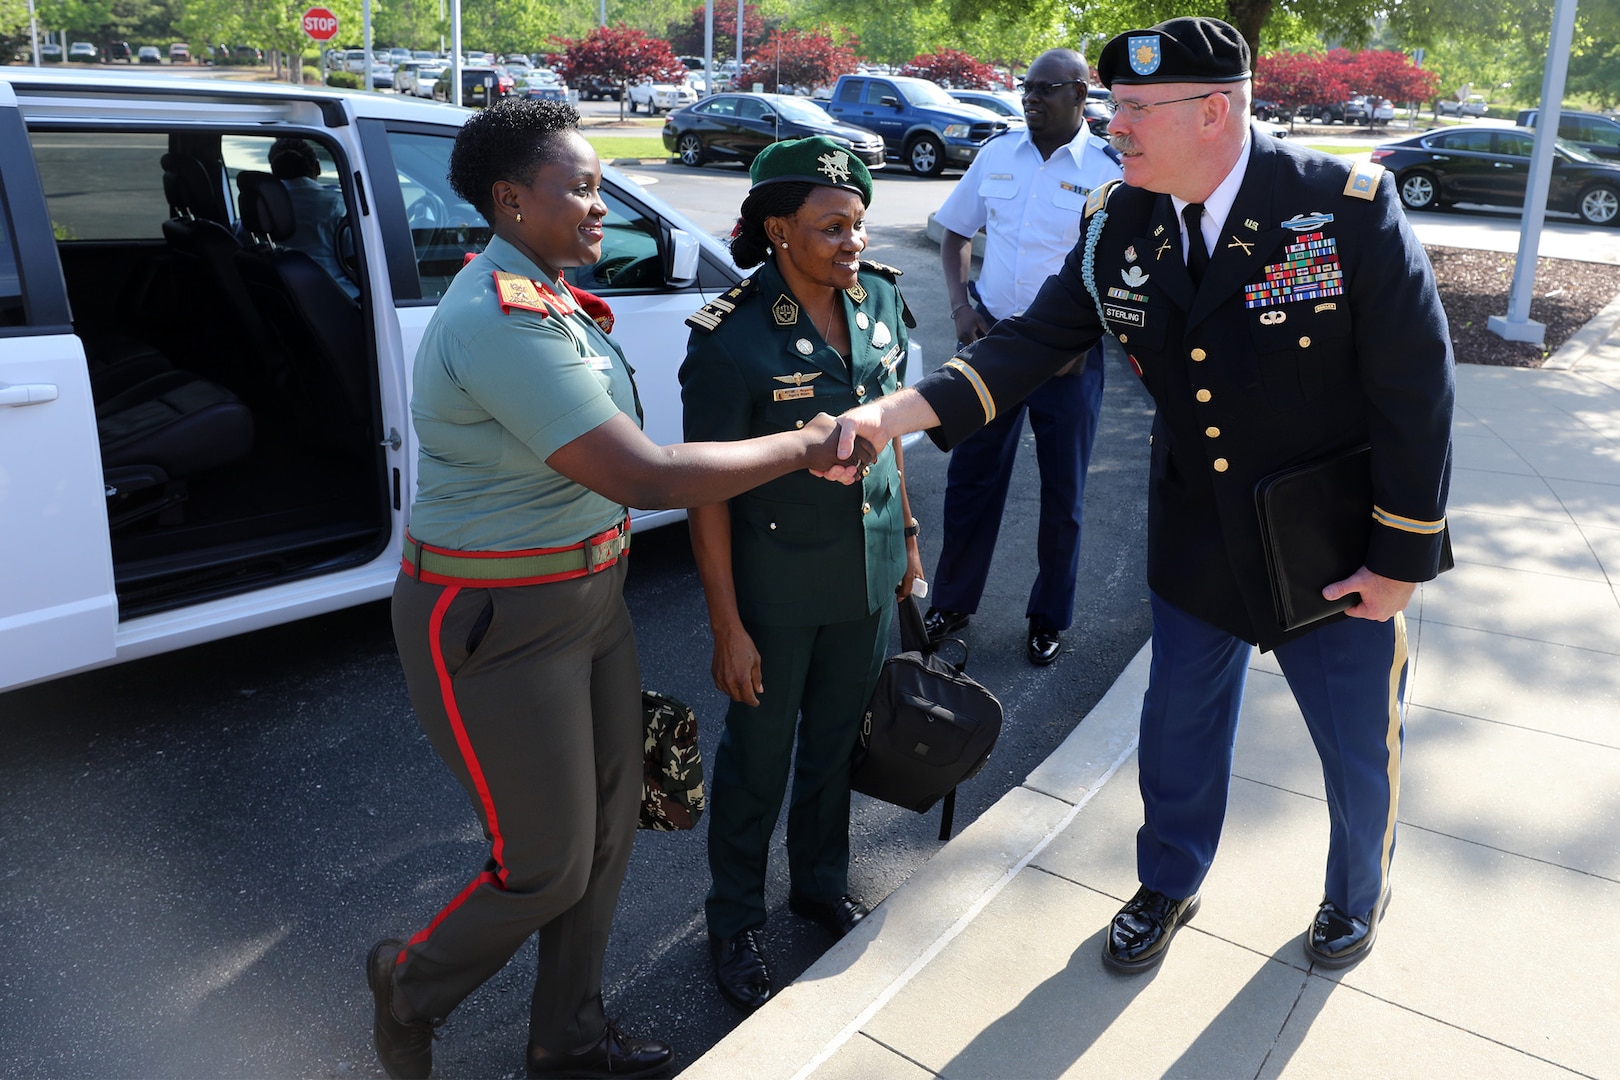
[
  {"x1": 401, "y1": 870, "x2": 503, "y2": 961},
  {"x1": 427, "y1": 584, "x2": 508, "y2": 881}
]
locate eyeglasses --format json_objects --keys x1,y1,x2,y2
[
  {"x1": 1021, "y1": 79, "x2": 1082, "y2": 98},
  {"x1": 1108, "y1": 90, "x2": 1231, "y2": 122}
]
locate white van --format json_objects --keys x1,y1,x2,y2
[{"x1": 0, "y1": 70, "x2": 862, "y2": 692}]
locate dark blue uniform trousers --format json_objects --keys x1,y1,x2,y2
[
  {"x1": 705, "y1": 603, "x2": 892, "y2": 939},
  {"x1": 1136, "y1": 591, "x2": 1408, "y2": 918},
  {"x1": 932, "y1": 341, "x2": 1104, "y2": 631}
]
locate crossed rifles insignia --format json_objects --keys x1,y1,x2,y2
[{"x1": 818, "y1": 150, "x2": 852, "y2": 184}]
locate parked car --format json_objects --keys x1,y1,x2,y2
[
  {"x1": 432, "y1": 65, "x2": 514, "y2": 107},
  {"x1": 1301, "y1": 100, "x2": 1348, "y2": 123},
  {"x1": 1371, "y1": 126, "x2": 1620, "y2": 225},
  {"x1": 408, "y1": 63, "x2": 445, "y2": 98},
  {"x1": 0, "y1": 67, "x2": 919, "y2": 693},
  {"x1": 107, "y1": 41, "x2": 133, "y2": 63},
  {"x1": 169, "y1": 42, "x2": 190, "y2": 63},
  {"x1": 576, "y1": 74, "x2": 622, "y2": 101},
  {"x1": 823, "y1": 73, "x2": 1009, "y2": 176},
  {"x1": 137, "y1": 45, "x2": 161, "y2": 64},
  {"x1": 661, "y1": 92, "x2": 886, "y2": 169},
  {"x1": 519, "y1": 74, "x2": 568, "y2": 103},
  {"x1": 369, "y1": 60, "x2": 394, "y2": 90},
  {"x1": 341, "y1": 49, "x2": 367, "y2": 74},
  {"x1": 1344, "y1": 95, "x2": 1396, "y2": 126},
  {"x1": 392, "y1": 60, "x2": 425, "y2": 94},
  {"x1": 68, "y1": 42, "x2": 98, "y2": 63},
  {"x1": 950, "y1": 86, "x2": 1116, "y2": 139},
  {"x1": 1438, "y1": 94, "x2": 1489, "y2": 117},
  {"x1": 38, "y1": 42, "x2": 63, "y2": 62},
  {"x1": 628, "y1": 78, "x2": 697, "y2": 115},
  {"x1": 1514, "y1": 109, "x2": 1620, "y2": 162},
  {"x1": 1252, "y1": 98, "x2": 1292, "y2": 121}
]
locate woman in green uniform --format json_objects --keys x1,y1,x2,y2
[
  {"x1": 367, "y1": 102, "x2": 855, "y2": 1080},
  {"x1": 680, "y1": 136, "x2": 924, "y2": 1013}
]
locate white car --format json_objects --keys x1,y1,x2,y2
[
  {"x1": 68, "y1": 42, "x2": 98, "y2": 62},
  {"x1": 0, "y1": 69, "x2": 923, "y2": 692},
  {"x1": 628, "y1": 79, "x2": 698, "y2": 114},
  {"x1": 1438, "y1": 94, "x2": 1489, "y2": 117},
  {"x1": 410, "y1": 63, "x2": 446, "y2": 97}
]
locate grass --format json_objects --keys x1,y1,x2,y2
[{"x1": 584, "y1": 135, "x2": 672, "y2": 162}]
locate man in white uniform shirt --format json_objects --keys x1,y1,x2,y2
[{"x1": 925, "y1": 48, "x2": 1122, "y2": 665}]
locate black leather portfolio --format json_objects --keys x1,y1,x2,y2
[{"x1": 1254, "y1": 444, "x2": 1457, "y2": 633}]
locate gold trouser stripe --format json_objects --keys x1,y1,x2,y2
[
  {"x1": 1372, "y1": 505, "x2": 1446, "y2": 534},
  {"x1": 944, "y1": 358, "x2": 996, "y2": 423},
  {"x1": 1378, "y1": 610, "x2": 1409, "y2": 891}
]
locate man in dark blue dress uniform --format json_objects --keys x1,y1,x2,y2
[{"x1": 821, "y1": 17, "x2": 1454, "y2": 974}]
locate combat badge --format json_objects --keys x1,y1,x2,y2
[
  {"x1": 1121, "y1": 265, "x2": 1149, "y2": 288},
  {"x1": 1281, "y1": 212, "x2": 1334, "y2": 231},
  {"x1": 772, "y1": 294, "x2": 800, "y2": 326}
]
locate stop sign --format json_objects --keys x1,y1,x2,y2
[{"x1": 302, "y1": 7, "x2": 339, "y2": 41}]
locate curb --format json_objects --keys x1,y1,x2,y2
[
  {"x1": 678, "y1": 643, "x2": 1152, "y2": 1080},
  {"x1": 1542, "y1": 289, "x2": 1620, "y2": 371}
]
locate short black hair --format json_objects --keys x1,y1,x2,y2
[
  {"x1": 268, "y1": 137, "x2": 319, "y2": 180},
  {"x1": 448, "y1": 98, "x2": 582, "y2": 222},
  {"x1": 730, "y1": 181, "x2": 817, "y2": 269}
]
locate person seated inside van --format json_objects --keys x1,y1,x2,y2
[{"x1": 267, "y1": 137, "x2": 360, "y2": 300}]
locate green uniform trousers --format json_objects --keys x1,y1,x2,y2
[
  {"x1": 389, "y1": 558, "x2": 640, "y2": 1054},
  {"x1": 705, "y1": 603, "x2": 893, "y2": 939}
]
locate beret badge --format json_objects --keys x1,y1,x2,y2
[{"x1": 1128, "y1": 35, "x2": 1162, "y2": 76}]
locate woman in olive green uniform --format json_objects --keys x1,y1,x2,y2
[{"x1": 680, "y1": 137, "x2": 924, "y2": 1013}]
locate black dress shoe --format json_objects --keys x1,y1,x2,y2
[
  {"x1": 788, "y1": 892, "x2": 869, "y2": 938},
  {"x1": 709, "y1": 929, "x2": 771, "y2": 1012},
  {"x1": 1305, "y1": 884, "x2": 1392, "y2": 969},
  {"x1": 527, "y1": 1020, "x2": 673, "y2": 1079},
  {"x1": 1102, "y1": 885, "x2": 1201, "y2": 973},
  {"x1": 367, "y1": 939, "x2": 439, "y2": 1080},
  {"x1": 923, "y1": 608, "x2": 970, "y2": 643},
  {"x1": 1027, "y1": 619, "x2": 1062, "y2": 665}
]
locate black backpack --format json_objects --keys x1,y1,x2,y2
[{"x1": 853, "y1": 595, "x2": 1004, "y2": 839}]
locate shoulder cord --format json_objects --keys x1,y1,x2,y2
[{"x1": 1080, "y1": 207, "x2": 1114, "y2": 337}]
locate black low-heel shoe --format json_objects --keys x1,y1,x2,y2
[
  {"x1": 526, "y1": 1020, "x2": 673, "y2": 1079},
  {"x1": 1102, "y1": 885, "x2": 1200, "y2": 974}
]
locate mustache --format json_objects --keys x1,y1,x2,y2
[{"x1": 1110, "y1": 133, "x2": 1138, "y2": 155}]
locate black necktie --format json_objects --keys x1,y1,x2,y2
[{"x1": 1182, "y1": 202, "x2": 1208, "y2": 286}]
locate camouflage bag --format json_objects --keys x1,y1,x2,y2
[{"x1": 639, "y1": 690, "x2": 706, "y2": 831}]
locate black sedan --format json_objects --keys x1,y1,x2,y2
[
  {"x1": 661, "y1": 93, "x2": 886, "y2": 169},
  {"x1": 1372, "y1": 126, "x2": 1620, "y2": 226}
]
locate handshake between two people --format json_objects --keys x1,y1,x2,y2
[{"x1": 805, "y1": 391, "x2": 939, "y2": 484}]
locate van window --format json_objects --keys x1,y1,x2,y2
[
  {"x1": 0, "y1": 206, "x2": 22, "y2": 327},
  {"x1": 380, "y1": 128, "x2": 670, "y2": 300},
  {"x1": 32, "y1": 132, "x2": 170, "y2": 240}
]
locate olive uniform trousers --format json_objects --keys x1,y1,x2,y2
[{"x1": 389, "y1": 559, "x2": 641, "y2": 1054}]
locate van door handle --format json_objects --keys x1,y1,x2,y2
[{"x1": 0, "y1": 383, "x2": 60, "y2": 407}]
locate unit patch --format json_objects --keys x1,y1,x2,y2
[
  {"x1": 1243, "y1": 232, "x2": 1344, "y2": 309},
  {"x1": 771, "y1": 294, "x2": 800, "y2": 326}
]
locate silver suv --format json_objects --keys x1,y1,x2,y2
[{"x1": 1514, "y1": 109, "x2": 1620, "y2": 161}]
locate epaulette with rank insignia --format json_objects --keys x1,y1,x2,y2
[
  {"x1": 685, "y1": 276, "x2": 758, "y2": 333},
  {"x1": 1085, "y1": 178, "x2": 1123, "y2": 219},
  {"x1": 856, "y1": 260, "x2": 915, "y2": 329},
  {"x1": 1342, "y1": 159, "x2": 1386, "y2": 201}
]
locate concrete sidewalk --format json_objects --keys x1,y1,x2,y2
[{"x1": 682, "y1": 329, "x2": 1620, "y2": 1077}]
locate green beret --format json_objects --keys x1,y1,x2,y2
[
  {"x1": 748, "y1": 135, "x2": 872, "y2": 207},
  {"x1": 1097, "y1": 16, "x2": 1251, "y2": 88}
]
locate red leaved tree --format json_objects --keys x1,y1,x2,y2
[
  {"x1": 1254, "y1": 51, "x2": 1350, "y2": 118},
  {"x1": 556, "y1": 25, "x2": 688, "y2": 96},
  {"x1": 667, "y1": 3, "x2": 768, "y2": 60},
  {"x1": 1349, "y1": 49, "x2": 1439, "y2": 107},
  {"x1": 899, "y1": 48, "x2": 1005, "y2": 90},
  {"x1": 737, "y1": 29, "x2": 858, "y2": 95}
]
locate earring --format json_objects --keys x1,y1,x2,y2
[
  {"x1": 779, "y1": 241, "x2": 787, "y2": 248},
  {"x1": 516, "y1": 212, "x2": 523, "y2": 223}
]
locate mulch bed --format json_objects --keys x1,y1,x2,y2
[{"x1": 1428, "y1": 246, "x2": 1620, "y2": 366}]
